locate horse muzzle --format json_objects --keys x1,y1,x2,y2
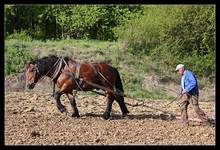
[{"x1": 26, "y1": 82, "x2": 36, "y2": 89}]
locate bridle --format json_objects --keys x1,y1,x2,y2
[{"x1": 26, "y1": 57, "x2": 64, "y2": 87}]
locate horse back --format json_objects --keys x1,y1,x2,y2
[{"x1": 82, "y1": 62, "x2": 115, "y2": 76}]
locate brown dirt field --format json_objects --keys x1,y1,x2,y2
[{"x1": 5, "y1": 91, "x2": 215, "y2": 145}]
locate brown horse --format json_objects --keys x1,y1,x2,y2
[{"x1": 25, "y1": 55, "x2": 129, "y2": 120}]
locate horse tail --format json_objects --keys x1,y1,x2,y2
[
  {"x1": 115, "y1": 68, "x2": 124, "y2": 93},
  {"x1": 114, "y1": 68, "x2": 130, "y2": 114}
]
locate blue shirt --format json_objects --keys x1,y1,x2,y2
[{"x1": 179, "y1": 70, "x2": 199, "y2": 96}]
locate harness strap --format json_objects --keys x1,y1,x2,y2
[
  {"x1": 51, "y1": 57, "x2": 63, "y2": 81},
  {"x1": 67, "y1": 61, "x2": 82, "y2": 91},
  {"x1": 62, "y1": 59, "x2": 83, "y2": 91},
  {"x1": 98, "y1": 71, "x2": 116, "y2": 91},
  {"x1": 75, "y1": 62, "x2": 81, "y2": 79}
]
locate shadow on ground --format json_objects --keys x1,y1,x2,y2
[{"x1": 83, "y1": 112, "x2": 176, "y2": 121}]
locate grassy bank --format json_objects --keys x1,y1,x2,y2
[{"x1": 6, "y1": 37, "x2": 212, "y2": 100}]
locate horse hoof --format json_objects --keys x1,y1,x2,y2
[
  {"x1": 101, "y1": 116, "x2": 109, "y2": 120},
  {"x1": 101, "y1": 113, "x2": 110, "y2": 120},
  {"x1": 122, "y1": 114, "x2": 130, "y2": 119},
  {"x1": 58, "y1": 107, "x2": 67, "y2": 113},
  {"x1": 71, "y1": 113, "x2": 80, "y2": 118}
]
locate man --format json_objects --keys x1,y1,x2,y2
[{"x1": 175, "y1": 64, "x2": 210, "y2": 126}]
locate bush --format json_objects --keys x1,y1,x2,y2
[
  {"x1": 6, "y1": 30, "x2": 32, "y2": 41},
  {"x1": 5, "y1": 45, "x2": 37, "y2": 75},
  {"x1": 183, "y1": 51, "x2": 215, "y2": 80},
  {"x1": 115, "y1": 6, "x2": 179, "y2": 54},
  {"x1": 116, "y1": 5, "x2": 215, "y2": 80},
  {"x1": 5, "y1": 5, "x2": 143, "y2": 41}
]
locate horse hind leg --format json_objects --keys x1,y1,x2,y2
[
  {"x1": 115, "y1": 95, "x2": 129, "y2": 117},
  {"x1": 54, "y1": 91, "x2": 67, "y2": 113},
  {"x1": 66, "y1": 91, "x2": 80, "y2": 117}
]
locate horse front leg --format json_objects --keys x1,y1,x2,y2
[
  {"x1": 54, "y1": 91, "x2": 67, "y2": 113},
  {"x1": 66, "y1": 91, "x2": 80, "y2": 117},
  {"x1": 102, "y1": 94, "x2": 114, "y2": 120}
]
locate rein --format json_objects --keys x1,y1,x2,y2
[
  {"x1": 32, "y1": 57, "x2": 178, "y2": 116},
  {"x1": 83, "y1": 79, "x2": 177, "y2": 116}
]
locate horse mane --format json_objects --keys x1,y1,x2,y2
[{"x1": 28, "y1": 55, "x2": 71, "y2": 74}]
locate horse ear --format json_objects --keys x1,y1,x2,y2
[
  {"x1": 25, "y1": 62, "x2": 31, "y2": 70},
  {"x1": 26, "y1": 63, "x2": 35, "y2": 70}
]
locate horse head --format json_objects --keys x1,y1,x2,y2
[
  {"x1": 25, "y1": 61, "x2": 41, "y2": 89},
  {"x1": 25, "y1": 55, "x2": 65, "y2": 89}
]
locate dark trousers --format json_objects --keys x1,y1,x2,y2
[{"x1": 179, "y1": 93, "x2": 209, "y2": 124}]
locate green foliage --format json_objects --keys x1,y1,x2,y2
[
  {"x1": 5, "y1": 43, "x2": 37, "y2": 75},
  {"x1": 5, "y1": 5, "x2": 47, "y2": 38},
  {"x1": 182, "y1": 50, "x2": 215, "y2": 80},
  {"x1": 152, "y1": 5, "x2": 215, "y2": 78},
  {"x1": 115, "y1": 6, "x2": 179, "y2": 54},
  {"x1": 116, "y1": 5, "x2": 215, "y2": 79},
  {"x1": 6, "y1": 30, "x2": 32, "y2": 41},
  {"x1": 5, "y1": 5, "x2": 143, "y2": 40}
]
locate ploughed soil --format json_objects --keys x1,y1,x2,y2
[{"x1": 5, "y1": 75, "x2": 215, "y2": 145}]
